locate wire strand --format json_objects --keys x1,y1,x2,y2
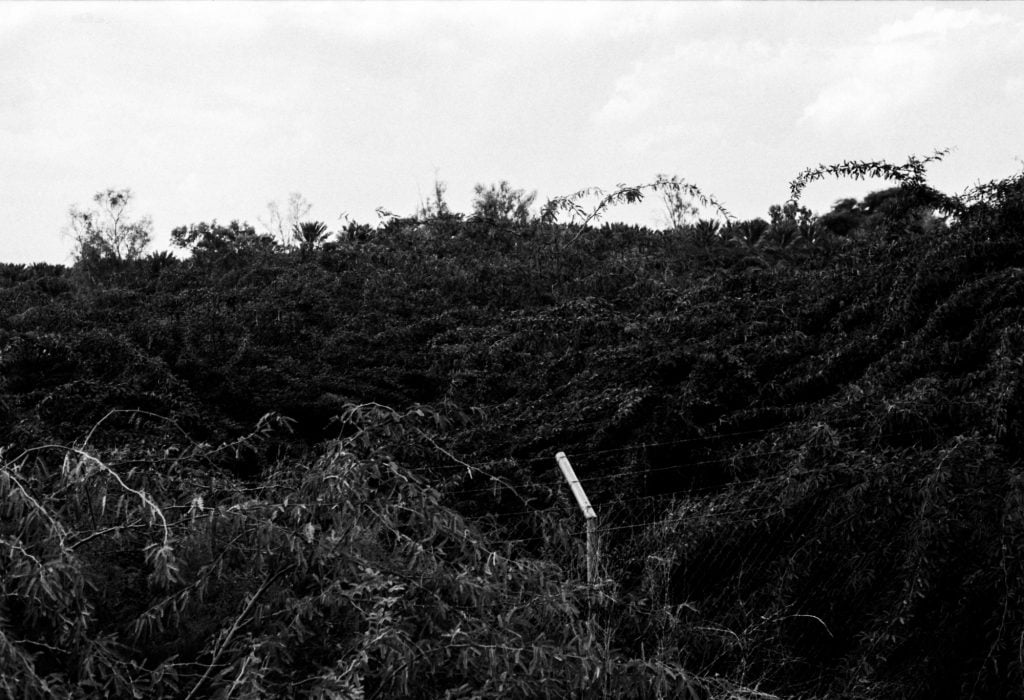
[{"x1": 401, "y1": 419, "x2": 940, "y2": 481}]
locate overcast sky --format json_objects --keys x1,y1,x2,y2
[{"x1": 2, "y1": 1, "x2": 1023, "y2": 264}]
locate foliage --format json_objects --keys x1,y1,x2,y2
[
  {"x1": 541, "y1": 175, "x2": 733, "y2": 242},
  {"x1": 0, "y1": 409, "x2": 770, "y2": 699},
  {"x1": 816, "y1": 188, "x2": 947, "y2": 241},
  {"x1": 722, "y1": 218, "x2": 771, "y2": 248},
  {"x1": 66, "y1": 189, "x2": 152, "y2": 263},
  {"x1": 765, "y1": 201, "x2": 816, "y2": 248},
  {"x1": 416, "y1": 177, "x2": 453, "y2": 221},
  {"x1": 292, "y1": 221, "x2": 330, "y2": 249},
  {"x1": 260, "y1": 193, "x2": 313, "y2": 246},
  {"x1": 170, "y1": 220, "x2": 277, "y2": 260},
  {"x1": 787, "y1": 149, "x2": 953, "y2": 205},
  {"x1": 659, "y1": 179, "x2": 701, "y2": 230},
  {"x1": 6, "y1": 155, "x2": 1024, "y2": 697},
  {"x1": 471, "y1": 181, "x2": 537, "y2": 225}
]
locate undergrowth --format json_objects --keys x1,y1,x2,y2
[
  {"x1": 1, "y1": 408, "x2": 772, "y2": 699},
  {"x1": 4, "y1": 151, "x2": 1024, "y2": 697}
]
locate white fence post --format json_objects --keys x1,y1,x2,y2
[{"x1": 555, "y1": 451, "x2": 598, "y2": 584}]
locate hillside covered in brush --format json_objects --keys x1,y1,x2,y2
[{"x1": 3, "y1": 159, "x2": 1024, "y2": 698}]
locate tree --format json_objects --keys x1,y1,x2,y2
[
  {"x1": 659, "y1": 184, "x2": 700, "y2": 230},
  {"x1": 292, "y1": 220, "x2": 330, "y2": 248},
  {"x1": 723, "y1": 218, "x2": 770, "y2": 247},
  {"x1": 766, "y1": 200, "x2": 815, "y2": 247},
  {"x1": 816, "y1": 197, "x2": 862, "y2": 237},
  {"x1": 417, "y1": 177, "x2": 454, "y2": 220},
  {"x1": 170, "y1": 220, "x2": 275, "y2": 258},
  {"x1": 471, "y1": 181, "x2": 537, "y2": 225},
  {"x1": 145, "y1": 250, "x2": 178, "y2": 275},
  {"x1": 66, "y1": 188, "x2": 152, "y2": 262},
  {"x1": 260, "y1": 193, "x2": 313, "y2": 245},
  {"x1": 816, "y1": 187, "x2": 947, "y2": 239}
]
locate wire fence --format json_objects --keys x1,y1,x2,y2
[
  {"x1": 6, "y1": 405, "x2": 968, "y2": 698},
  {"x1": 425, "y1": 422, "x2": 946, "y2": 682}
]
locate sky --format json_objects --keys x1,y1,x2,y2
[{"x1": 2, "y1": 1, "x2": 1024, "y2": 264}]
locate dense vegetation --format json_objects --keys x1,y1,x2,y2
[{"x1": 3, "y1": 157, "x2": 1024, "y2": 698}]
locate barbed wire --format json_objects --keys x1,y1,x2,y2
[
  {"x1": 400, "y1": 414, "x2": 876, "y2": 475},
  {"x1": 399, "y1": 421, "x2": 942, "y2": 487},
  {"x1": 444, "y1": 425, "x2": 938, "y2": 499},
  {"x1": 489, "y1": 465, "x2": 845, "y2": 521},
  {"x1": 25, "y1": 411, "x2": 967, "y2": 605},
  {"x1": 442, "y1": 412, "x2": 842, "y2": 460}
]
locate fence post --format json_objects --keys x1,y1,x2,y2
[{"x1": 555, "y1": 451, "x2": 598, "y2": 584}]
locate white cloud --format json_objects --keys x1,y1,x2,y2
[
  {"x1": 800, "y1": 6, "x2": 1016, "y2": 133},
  {"x1": 591, "y1": 38, "x2": 811, "y2": 144},
  {"x1": 800, "y1": 41, "x2": 933, "y2": 131},
  {"x1": 873, "y1": 6, "x2": 1002, "y2": 43},
  {"x1": 594, "y1": 61, "x2": 659, "y2": 125},
  {"x1": 801, "y1": 80, "x2": 886, "y2": 129}
]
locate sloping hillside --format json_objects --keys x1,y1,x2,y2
[{"x1": 3, "y1": 164, "x2": 1024, "y2": 697}]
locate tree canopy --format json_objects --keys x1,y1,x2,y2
[
  {"x1": 66, "y1": 188, "x2": 152, "y2": 263},
  {"x1": 471, "y1": 180, "x2": 537, "y2": 224}
]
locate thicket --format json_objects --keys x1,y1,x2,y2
[
  {"x1": 5, "y1": 407, "x2": 771, "y2": 698},
  {"x1": 3, "y1": 156, "x2": 1024, "y2": 697}
]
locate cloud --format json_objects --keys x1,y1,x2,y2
[
  {"x1": 800, "y1": 6, "x2": 1016, "y2": 133},
  {"x1": 799, "y1": 41, "x2": 933, "y2": 131},
  {"x1": 873, "y1": 6, "x2": 1003, "y2": 43},
  {"x1": 593, "y1": 62, "x2": 660, "y2": 125},
  {"x1": 590, "y1": 38, "x2": 812, "y2": 146}
]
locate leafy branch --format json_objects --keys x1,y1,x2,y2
[
  {"x1": 541, "y1": 175, "x2": 733, "y2": 241},
  {"x1": 787, "y1": 149, "x2": 956, "y2": 210}
]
